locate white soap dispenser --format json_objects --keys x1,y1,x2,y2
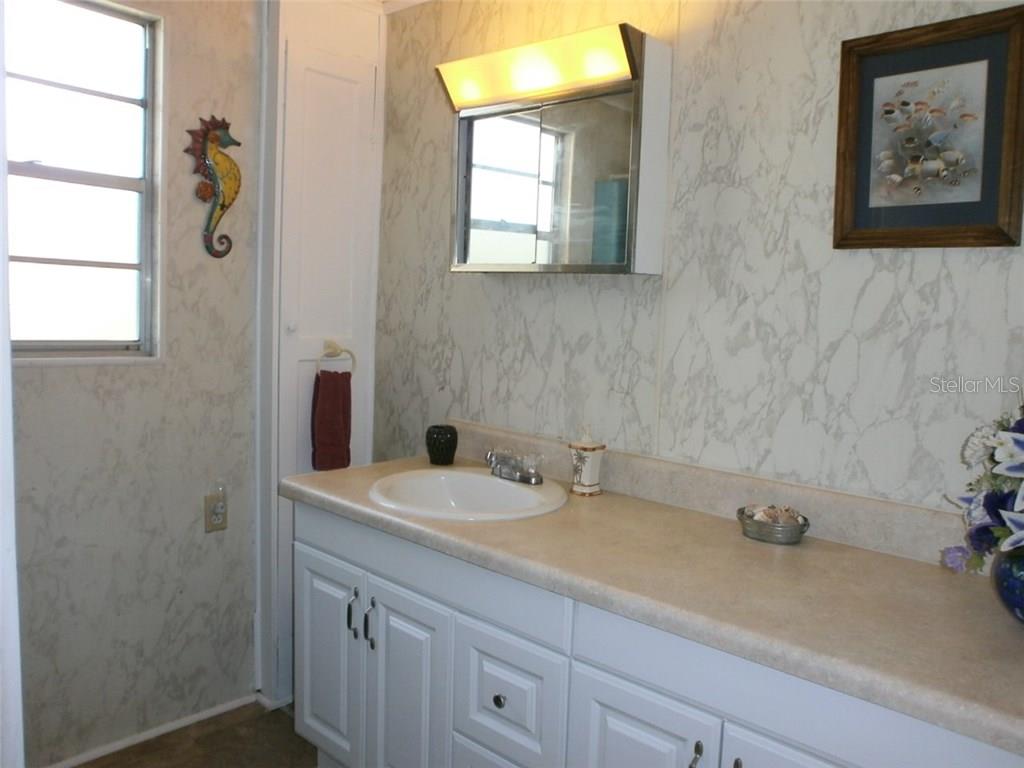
[{"x1": 569, "y1": 429, "x2": 606, "y2": 496}]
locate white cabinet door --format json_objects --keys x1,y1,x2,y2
[
  {"x1": 294, "y1": 543, "x2": 366, "y2": 767},
  {"x1": 722, "y1": 723, "x2": 841, "y2": 768},
  {"x1": 365, "y1": 574, "x2": 454, "y2": 768},
  {"x1": 567, "y1": 662, "x2": 722, "y2": 768}
]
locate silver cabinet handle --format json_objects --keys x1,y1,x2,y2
[
  {"x1": 346, "y1": 587, "x2": 359, "y2": 639},
  {"x1": 363, "y1": 597, "x2": 377, "y2": 650},
  {"x1": 687, "y1": 741, "x2": 703, "y2": 768},
  {"x1": 733, "y1": 760, "x2": 743, "y2": 768},
  {"x1": 492, "y1": 694, "x2": 507, "y2": 709}
]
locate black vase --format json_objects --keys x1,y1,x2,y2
[{"x1": 425, "y1": 424, "x2": 458, "y2": 466}]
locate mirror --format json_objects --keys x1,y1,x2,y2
[
  {"x1": 442, "y1": 24, "x2": 670, "y2": 275},
  {"x1": 457, "y1": 88, "x2": 636, "y2": 271}
]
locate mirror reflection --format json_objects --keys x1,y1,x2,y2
[{"x1": 459, "y1": 87, "x2": 635, "y2": 269}]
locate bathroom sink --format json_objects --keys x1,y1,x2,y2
[{"x1": 368, "y1": 467, "x2": 567, "y2": 521}]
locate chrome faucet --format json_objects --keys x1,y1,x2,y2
[{"x1": 485, "y1": 449, "x2": 544, "y2": 485}]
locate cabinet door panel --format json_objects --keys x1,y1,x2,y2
[
  {"x1": 723, "y1": 723, "x2": 841, "y2": 768},
  {"x1": 567, "y1": 662, "x2": 721, "y2": 768},
  {"x1": 366, "y1": 574, "x2": 454, "y2": 768},
  {"x1": 294, "y1": 543, "x2": 366, "y2": 767}
]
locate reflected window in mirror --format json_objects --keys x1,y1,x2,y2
[{"x1": 457, "y1": 88, "x2": 635, "y2": 271}]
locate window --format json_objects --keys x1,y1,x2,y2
[
  {"x1": 5, "y1": 0, "x2": 155, "y2": 355},
  {"x1": 467, "y1": 114, "x2": 564, "y2": 265}
]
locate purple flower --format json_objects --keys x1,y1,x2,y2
[
  {"x1": 968, "y1": 524, "x2": 1000, "y2": 554},
  {"x1": 942, "y1": 545, "x2": 971, "y2": 573},
  {"x1": 1009, "y1": 417, "x2": 1024, "y2": 434},
  {"x1": 982, "y1": 490, "x2": 1012, "y2": 526}
]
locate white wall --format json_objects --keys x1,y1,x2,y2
[
  {"x1": 374, "y1": 0, "x2": 1024, "y2": 512},
  {"x1": 12, "y1": 2, "x2": 260, "y2": 763}
]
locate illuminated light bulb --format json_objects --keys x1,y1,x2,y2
[
  {"x1": 459, "y1": 80, "x2": 482, "y2": 104},
  {"x1": 510, "y1": 53, "x2": 560, "y2": 93}
]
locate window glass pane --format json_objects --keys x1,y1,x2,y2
[
  {"x1": 5, "y1": 0, "x2": 145, "y2": 99},
  {"x1": 539, "y1": 133, "x2": 557, "y2": 183},
  {"x1": 468, "y1": 229, "x2": 536, "y2": 264},
  {"x1": 9, "y1": 176, "x2": 140, "y2": 264},
  {"x1": 537, "y1": 184, "x2": 554, "y2": 233},
  {"x1": 7, "y1": 78, "x2": 144, "y2": 177},
  {"x1": 470, "y1": 168, "x2": 538, "y2": 225},
  {"x1": 472, "y1": 115, "x2": 540, "y2": 174},
  {"x1": 10, "y1": 262, "x2": 139, "y2": 342}
]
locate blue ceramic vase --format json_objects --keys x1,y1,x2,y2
[{"x1": 993, "y1": 550, "x2": 1024, "y2": 625}]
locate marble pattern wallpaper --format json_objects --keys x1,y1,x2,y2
[
  {"x1": 13, "y1": 2, "x2": 259, "y2": 764},
  {"x1": 376, "y1": 0, "x2": 1024, "y2": 512}
]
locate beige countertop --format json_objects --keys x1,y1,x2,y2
[{"x1": 280, "y1": 456, "x2": 1024, "y2": 757}]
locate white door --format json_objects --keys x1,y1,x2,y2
[
  {"x1": 567, "y1": 662, "x2": 721, "y2": 768},
  {"x1": 722, "y1": 723, "x2": 842, "y2": 768},
  {"x1": 294, "y1": 543, "x2": 367, "y2": 767},
  {"x1": 365, "y1": 575, "x2": 454, "y2": 768},
  {"x1": 274, "y1": 39, "x2": 379, "y2": 701}
]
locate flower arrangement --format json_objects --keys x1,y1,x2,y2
[{"x1": 942, "y1": 412, "x2": 1024, "y2": 573}]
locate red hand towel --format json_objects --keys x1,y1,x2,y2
[{"x1": 311, "y1": 370, "x2": 351, "y2": 470}]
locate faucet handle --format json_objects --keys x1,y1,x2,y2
[{"x1": 520, "y1": 453, "x2": 543, "y2": 475}]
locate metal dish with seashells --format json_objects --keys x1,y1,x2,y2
[{"x1": 737, "y1": 505, "x2": 810, "y2": 545}]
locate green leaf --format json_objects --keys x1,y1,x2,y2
[{"x1": 966, "y1": 553, "x2": 986, "y2": 573}]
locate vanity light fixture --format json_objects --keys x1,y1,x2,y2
[{"x1": 437, "y1": 24, "x2": 640, "y2": 112}]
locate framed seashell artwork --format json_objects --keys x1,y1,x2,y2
[{"x1": 834, "y1": 5, "x2": 1024, "y2": 248}]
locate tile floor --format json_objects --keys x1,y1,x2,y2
[{"x1": 79, "y1": 703, "x2": 317, "y2": 768}]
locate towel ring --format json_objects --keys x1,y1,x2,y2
[{"x1": 316, "y1": 339, "x2": 356, "y2": 374}]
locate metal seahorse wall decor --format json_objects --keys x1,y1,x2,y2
[{"x1": 184, "y1": 115, "x2": 241, "y2": 258}]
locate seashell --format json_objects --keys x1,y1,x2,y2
[
  {"x1": 885, "y1": 174, "x2": 904, "y2": 186},
  {"x1": 918, "y1": 159, "x2": 946, "y2": 179},
  {"x1": 882, "y1": 109, "x2": 901, "y2": 124},
  {"x1": 902, "y1": 135, "x2": 920, "y2": 148},
  {"x1": 928, "y1": 108, "x2": 946, "y2": 117},
  {"x1": 899, "y1": 99, "x2": 913, "y2": 114},
  {"x1": 948, "y1": 177, "x2": 961, "y2": 186},
  {"x1": 877, "y1": 159, "x2": 896, "y2": 174},
  {"x1": 960, "y1": 113, "x2": 978, "y2": 122},
  {"x1": 940, "y1": 149, "x2": 965, "y2": 166},
  {"x1": 893, "y1": 122, "x2": 913, "y2": 133},
  {"x1": 913, "y1": 185, "x2": 923, "y2": 196},
  {"x1": 949, "y1": 96, "x2": 965, "y2": 111},
  {"x1": 927, "y1": 130, "x2": 951, "y2": 146},
  {"x1": 881, "y1": 101, "x2": 896, "y2": 110},
  {"x1": 913, "y1": 100, "x2": 929, "y2": 111},
  {"x1": 877, "y1": 150, "x2": 895, "y2": 161}
]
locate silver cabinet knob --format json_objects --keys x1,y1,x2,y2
[
  {"x1": 687, "y1": 741, "x2": 703, "y2": 768},
  {"x1": 492, "y1": 694, "x2": 507, "y2": 709},
  {"x1": 285, "y1": 323, "x2": 297, "y2": 334},
  {"x1": 733, "y1": 760, "x2": 743, "y2": 768}
]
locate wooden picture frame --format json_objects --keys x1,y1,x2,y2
[{"x1": 834, "y1": 6, "x2": 1024, "y2": 248}]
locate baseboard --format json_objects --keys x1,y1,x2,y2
[
  {"x1": 255, "y1": 691, "x2": 293, "y2": 710},
  {"x1": 44, "y1": 694, "x2": 257, "y2": 768}
]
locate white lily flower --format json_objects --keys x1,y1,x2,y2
[
  {"x1": 999, "y1": 509, "x2": 1024, "y2": 552},
  {"x1": 992, "y1": 431, "x2": 1024, "y2": 462}
]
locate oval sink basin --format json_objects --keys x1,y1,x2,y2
[{"x1": 369, "y1": 467, "x2": 567, "y2": 521}]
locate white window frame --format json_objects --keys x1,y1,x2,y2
[{"x1": 6, "y1": 0, "x2": 156, "y2": 358}]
